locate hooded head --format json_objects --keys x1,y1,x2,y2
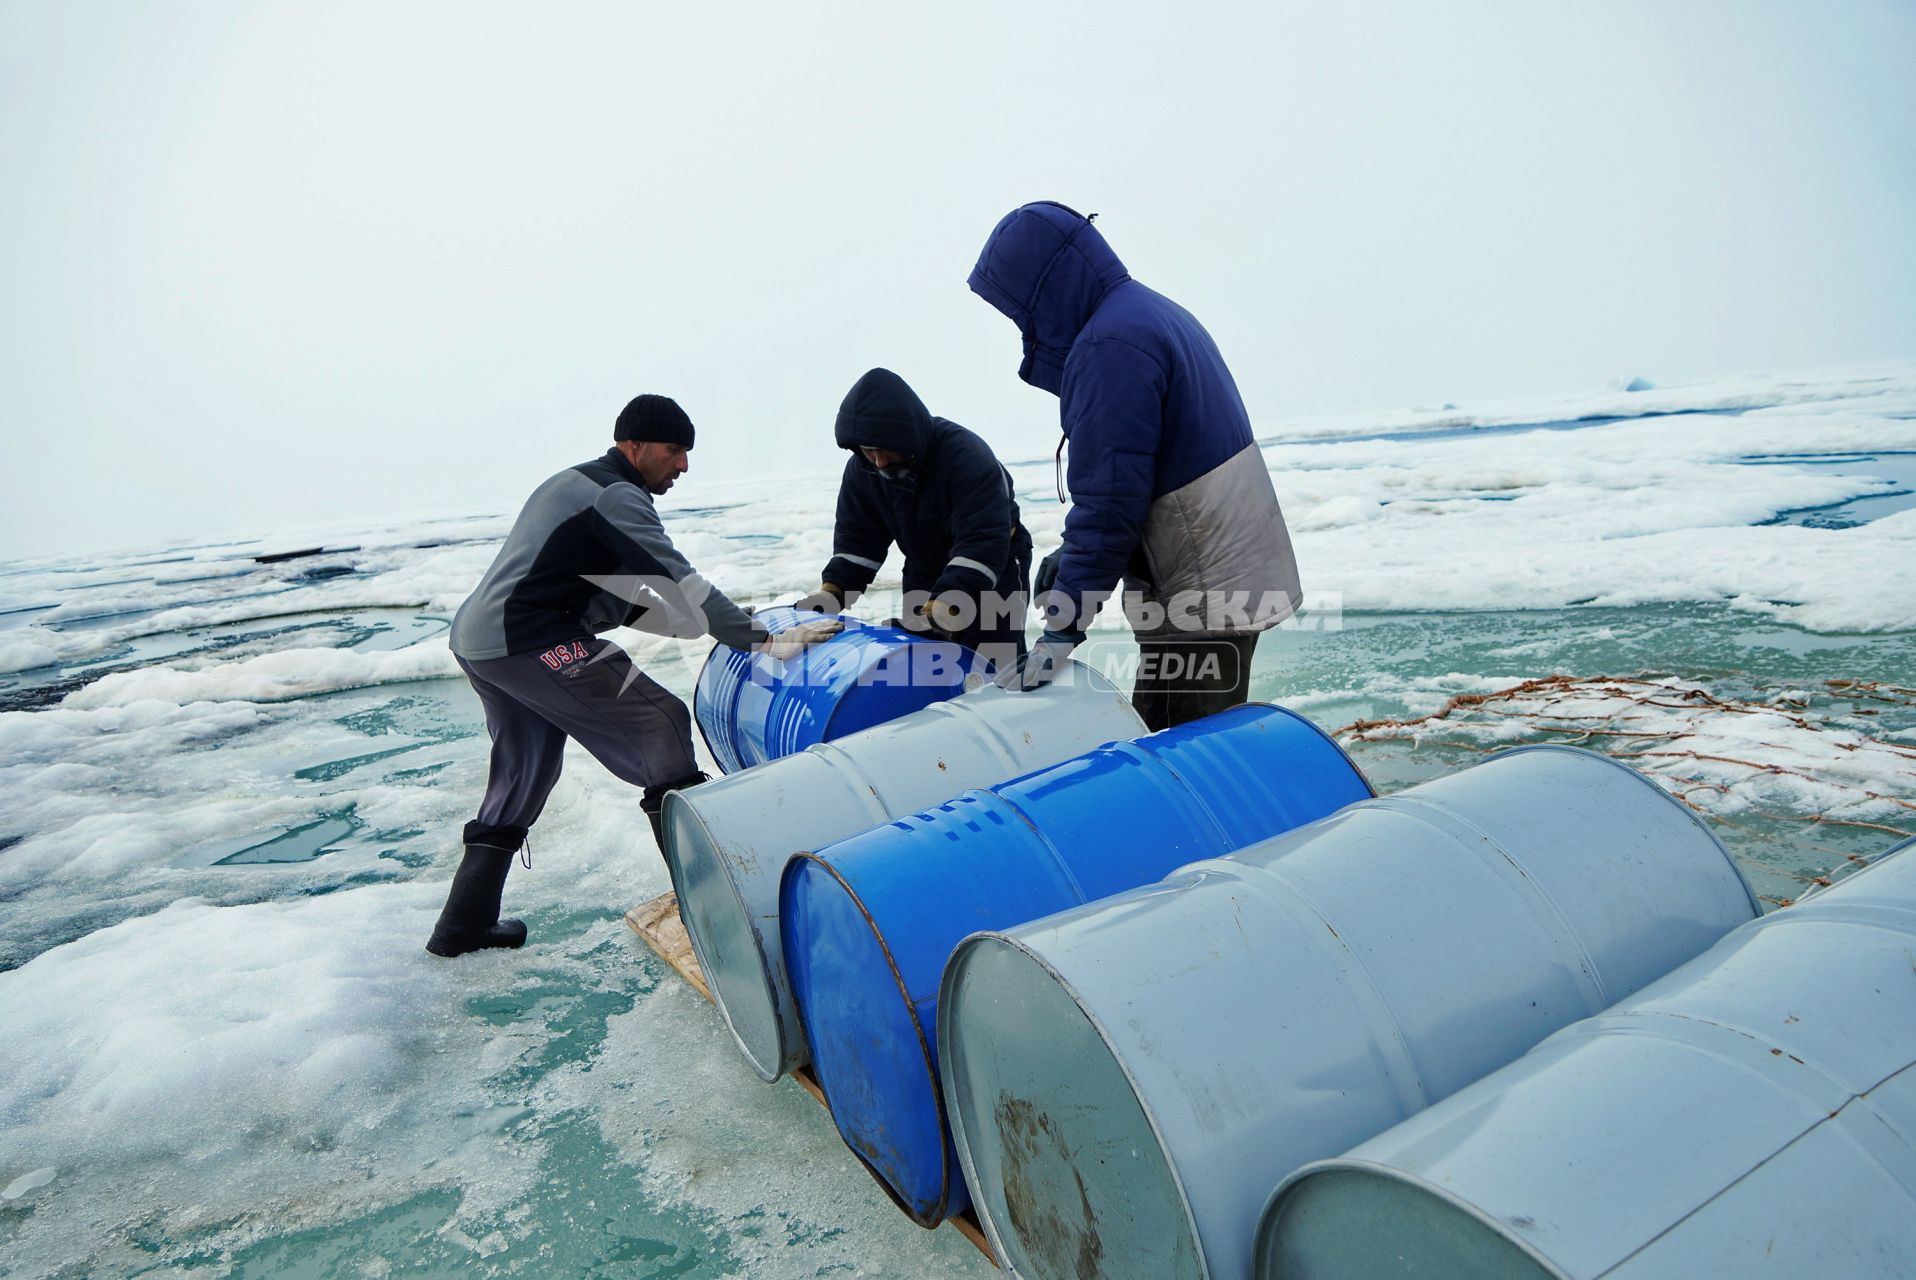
[
  {"x1": 834, "y1": 368, "x2": 932, "y2": 483},
  {"x1": 967, "y1": 201, "x2": 1130, "y2": 395}
]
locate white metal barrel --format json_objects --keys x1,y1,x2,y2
[
  {"x1": 1258, "y1": 836, "x2": 1916, "y2": 1280},
  {"x1": 937, "y1": 745, "x2": 1761, "y2": 1280},
  {"x1": 665, "y1": 663, "x2": 1144, "y2": 1082}
]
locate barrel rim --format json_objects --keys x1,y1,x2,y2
[
  {"x1": 940, "y1": 928, "x2": 1211, "y2": 1280},
  {"x1": 1788, "y1": 834, "x2": 1916, "y2": 908},
  {"x1": 692, "y1": 642, "x2": 745, "y2": 775},
  {"x1": 783, "y1": 850, "x2": 955, "y2": 1226},
  {"x1": 1482, "y1": 743, "x2": 1762, "y2": 916},
  {"x1": 662, "y1": 787, "x2": 793, "y2": 1081},
  {"x1": 1737, "y1": 895, "x2": 1916, "y2": 940},
  {"x1": 692, "y1": 703, "x2": 728, "y2": 775},
  {"x1": 1258, "y1": 1157, "x2": 1576, "y2": 1280},
  {"x1": 1209, "y1": 700, "x2": 1379, "y2": 800}
]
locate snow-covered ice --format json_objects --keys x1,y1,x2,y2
[
  {"x1": 62, "y1": 642, "x2": 461, "y2": 708},
  {"x1": 1, "y1": 366, "x2": 1913, "y2": 1276}
]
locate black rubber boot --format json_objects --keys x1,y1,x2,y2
[
  {"x1": 641, "y1": 772, "x2": 709, "y2": 854},
  {"x1": 425, "y1": 842, "x2": 528, "y2": 958}
]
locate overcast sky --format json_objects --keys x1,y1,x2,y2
[{"x1": 3, "y1": 1, "x2": 1914, "y2": 559}]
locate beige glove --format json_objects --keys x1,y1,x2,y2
[{"x1": 759, "y1": 617, "x2": 845, "y2": 660}]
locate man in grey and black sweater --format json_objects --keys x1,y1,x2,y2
[{"x1": 428, "y1": 394, "x2": 839, "y2": 958}]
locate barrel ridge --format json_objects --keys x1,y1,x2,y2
[
  {"x1": 1486, "y1": 743, "x2": 1761, "y2": 915},
  {"x1": 1365, "y1": 788, "x2": 1613, "y2": 1013},
  {"x1": 1207, "y1": 857, "x2": 1433, "y2": 1116}
]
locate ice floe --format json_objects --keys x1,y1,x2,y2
[{"x1": 0, "y1": 365, "x2": 1911, "y2": 1276}]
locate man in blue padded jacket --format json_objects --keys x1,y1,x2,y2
[{"x1": 968, "y1": 202, "x2": 1301, "y2": 730}]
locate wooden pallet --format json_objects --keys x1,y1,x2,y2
[{"x1": 624, "y1": 892, "x2": 996, "y2": 1265}]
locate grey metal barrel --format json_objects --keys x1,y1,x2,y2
[
  {"x1": 937, "y1": 746, "x2": 1761, "y2": 1280},
  {"x1": 664, "y1": 665, "x2": 1144, "y2": 1081},
  {"x1": 1257, "y1": 836, "x2": 1916, "y2": 1280}
]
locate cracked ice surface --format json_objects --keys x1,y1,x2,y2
[{"x1": 0, "y1": 366, "x2": 1913, "y2": 1276}]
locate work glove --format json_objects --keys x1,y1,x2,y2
[
  {"x1": 793, "y1": 583, "x2": 846, "y2": 615},
  {"x1": 994, "y1": 629, "x2": 1079, "y2": 691},
  {"x1": 1034, "y1": 547, "x2": 1062, "y2": 598},
  {"x1": 759, "y1": 617, "x2": 844, "y2": 660},
  {"x1": 888, "y1": 596, "x2": 965, "y2": 643}
]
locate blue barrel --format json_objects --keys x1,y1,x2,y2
[
  {"x1": 778, "y1": 703, "x2": 1374, "y2": 1226},
  {"x1": 693, "y1": 607, "x2": 989, "y2": 774}
]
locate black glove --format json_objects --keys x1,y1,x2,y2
[
  {"x1": 887, "y1": 599, "x2": 962, "y2": 644},
  {"x1": 794, "y1": 583, "x2": 846, "y2": 615},
  {"x1": 1034, "y1": 548, "x2": 1062, "y2": 598},
  {"x1": 995, "y1": 630, "x2": 1078, "y2": 691}
]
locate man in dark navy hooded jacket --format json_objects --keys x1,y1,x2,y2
[
  {"x1": 803, "y1": 368, "x2": 1033, "y2": 673},
  {"x1": 968, "y1": 202, "x2": 1302, "y2": 729}
]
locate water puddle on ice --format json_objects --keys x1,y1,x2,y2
[
  {"x1": 214, "y1": 813, "x2": 365, "y2": 865},
  {"x1": 1268, "y1": 404, "x2": 1749, "y2": 449},
  {"x1": 1745, "y1": 450, "x2": 1916, "y2": 528}
]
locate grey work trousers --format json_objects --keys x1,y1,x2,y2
[{"x1": 457, "y1": 637, "x2": 700, "y2": 847}]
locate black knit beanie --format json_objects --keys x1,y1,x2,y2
[{"x1": 614, "y1": 394, "x2": 696, "y2": 447}]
